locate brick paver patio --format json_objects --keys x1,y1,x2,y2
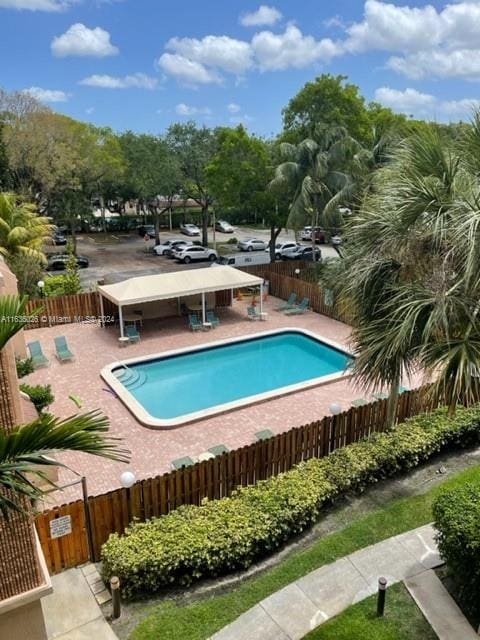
[{"x1": 23, "y1": 296, "x2": 420, "y2": 504}]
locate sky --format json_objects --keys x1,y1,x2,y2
[{"x1": 1, "y1": 0, "x2": 480, "y2": 136}]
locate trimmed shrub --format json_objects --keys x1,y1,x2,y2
[
  {"x1": 433, "y1": 483, "x2": 480, "y2": 618},
  {"x1": 19, "y1": 383, "x2": 54, "y2": 412},
  {"x1": 16, "y1": 357, "x2": 34, "y2": 378},
  {"x1": 226, "y1": 237, "x2": 238, "y2": 244},
  {"x1": 101, "y1": 407, "x2": 480, "y2": 599}
]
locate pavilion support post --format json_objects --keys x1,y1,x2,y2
[
  {"x1": 99, "y1": 293, "x2": 105, "y2": 328},
  {"x1": 260, "y1": 282, "x2": 264, "y2": 315},
  {"x1": 118, "y1": 305, "x2": 124, "y2": 338},
  {"x1": 201, "y1": 292, "x2": 206, "y2": 324}
]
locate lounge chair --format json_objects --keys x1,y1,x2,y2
[
  {"x1": 54, "y1": 335, "x2": 74, "y2": 361},
  {"x1": 171, "y1": 456, "x2": 195, "y2": 470},
  {"x1": 351, "y1": 398, "x2": 367, "y2": 408},
  {"x1": 275, "y1": 293, "x2": 297, "y2": 311},
  {"x1": 373, "y1": 391, "x2": 389, "y2": 400},
  {"x1": 189, "y1": 314, "x2": 203, "y2": 331},
  {"x1": 247, "y1": 306, "x2": 261, "y2": 321},
  {"x1": 27, "y1": 341, "x2": 48, "y2": 368},
  {"x1": 125, "y1": 324, "x2": 140, "y2": 343},
  {"x1": 284, "y1": 298, "x2": 310, "y2": 315},
  {"x1": 255, "y1": 429, "x2": 274, "y2": 441},
  {"x1": 208, "y1": 444, "x2": 229, "y2": 456},
  {"x1": 206, "y1": 310, "x2": 220, "y2": 327}
]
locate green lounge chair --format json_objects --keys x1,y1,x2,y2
[
  {"x1": 27, "y1": 341, "x2": 48, "y2": 368},
  {"x1": 351, "y1": 398, "x2": 367, "y2": 407},
  {"x1": 275, "y1": 293, "x2": 297, "y2": 311},
  {"x1": 171, "y1": 456, "x2": 195, "y2": 470},
  {"x1": 206, "y1": 311, "x2": 220, "y2": 327},
  {"x1": 373, "y1": 391, "x2": 389, "y2": 400},
  {"x1": 189, "y1": 313, "x2": 203, "y2": 331},
  {"x1": 284, "y1": 298, "x2": 310, "y2": 315},
  {"x1": 255, "y1": 429, "x2": 274, "y2": 441},
  {"x1": 208, "y1": 444, "x2": 229, "y2": 456},
  {"x1": 125, "y1": 324, "x2": 140, "y2": 343},
  {"x1": 54, "y1": 335, "x2": 74, "y2": 361},
  {"x1": 247, "y1": 306, "x2": 261, "y2": 320}
]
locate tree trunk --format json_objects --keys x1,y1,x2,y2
[
  {"x1": 99, "y1": 195, "x2": 106, "y2": 233},
  {"x1": 269, "y1": 224, "x2": 282, "y2": 263},
  {"x1": 201, "y1": 204, "x2": 209, "y2": 247},
  {"x1": 70, "y1": 219, "x2": 77, "y2": 254},
  {"x1": 386, "y1": 370, "x2": 401, "y2": 429},
  {"x1": 153, "y1": 206, "x2": 160, "y2": 245}
]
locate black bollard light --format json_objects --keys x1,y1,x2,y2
[
  {"x1": 110, "y1": 576, "x2": 121, "y2": 619},
  {"x1": 377, "y1": 576, "x2": 387, "y2": 617}
]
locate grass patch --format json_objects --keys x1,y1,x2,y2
[
  {"x1": 126, "y1": 463, "x2": 480, "y2": 640},
  {"x1": 304, "y1": 582, "x2": 436, "y2": 640}
]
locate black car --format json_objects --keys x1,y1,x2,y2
[
  {"x1": 53, "y1": 232, "x2": 67, "y2": 246},
  {"x1": 137, "y1": 225, "x2": 156, "y2": 239},
  {"x1": 46, "y1": 254, "x2": 89, "y2": 270},
  {"x1": 282, "y1": 246, "x2": 321, "y2": 261}
]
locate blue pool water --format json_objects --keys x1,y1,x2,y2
[{"x1": 113, "y1": 331, "x2": 351, "y2": 420}]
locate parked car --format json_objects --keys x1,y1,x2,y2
[
  {"x1": 301, "y1": 226, "x2": 312, "y2": 241},
  {"x1": 331, "y1": 234, "x2": 342, "y2": 246},
  {"x1": 215, "y1": 220, "x2": 235, "y2": 233},
  {"x1": 153, "y1": 239, "x2": 190, "y2": 256},
  {"x1": 138, "y1": 225, "x2": 156, "y2": 239},
  {"x1": 166, "y1": 240, "x2": 194, "y2": 258},
  {"x1": 52, "y1": 232, "x2": 67, "y2": 246},
  {"x1": 175, "y1": 245, "x2": 217, "y2": 264},
  {"x1": 46, "y1": 254, "x2": 89, "y2": 270},
  {"x1": 282, "y1": 245, "x2": 321, "y2": 262},
  {"x1": 213, "y1": 252, "x2": 272, "y2": 267},
  {"x1": 238, "y1": 238, "x2": 267, "y2": 252},
  {"x1": 180, "y1": 223, "x2": 201, "y2": 236},
  {"x1": 265, "y1": 241, "x2": 300, "y2": 259},
  {"x1": 301, "y1": 226, "x2": 326, "y2": 243}
]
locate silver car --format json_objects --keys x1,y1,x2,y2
[
  {"x1": 238, "y1": 238, "x2": 267, "y2": 252},
  {"x1": 180, "y1": 223, "x2": 201, "y2": 236},
  {"x1": 175, "y1": 245, "x2": 218, "y2": 263}
]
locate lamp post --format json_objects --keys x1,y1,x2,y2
[
  {"x1": 37, "y1": 279, "x2": 45, "y2": 298},
  {"x1": 120, "y1": 470, "x2": 136, "y2": 524},
  {"x1": 329, "y1": 402, "x2": 342, "y2": 453},
  {"x1": 294, "y1": 268, "x2": 300, "y2": 279}
]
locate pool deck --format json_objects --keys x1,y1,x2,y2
[{"x1": 22, "y1": 296, "x2": 421, "y2": 505}]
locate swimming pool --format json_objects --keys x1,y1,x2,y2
[{"x1": 101, "y1": 328, "x2": 353, "y2": 428}]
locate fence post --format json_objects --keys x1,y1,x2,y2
[{"x1": 81, "y1": 476, "x2": 95, "y2": 562}]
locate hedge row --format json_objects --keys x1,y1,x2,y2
[
  {"x1": 433, "y1": 482, "x2": 480, "y2": 619},
  {"x1": 101, "y1": 407, "x2": 480, "y2": 599}
]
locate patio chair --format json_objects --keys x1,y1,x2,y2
[
  {"x1": 125, "y1": 324, "x2": 140, "y2": 343},
  {"x1": 206, "y1": 310, "x2": 220, "y2": 327},
  {"x1": 189, "y1": 314, "x2": 203, "y2": 331},
  {"x1": 284, "y1": 298, "x2": 310, "y2": 315},
  {"x1": 351, "y1": 398, "x2": 368, "y2": 408},
  {"x1": 208, "y1": 444, "x2": 230, "y2": 456},
  {"x1": 171, "y1": 456, "x2": 195, "y2": 470},
  {"x1": 27, "y1": 341, "x2": 48, "y2": 368},
  {"x1": 255, "y1": 429, "x2": 274, "y2": 441},
  {"x1": 275, "y1": 293, "x2": 297, "y2": 311},
  {"x1": 373, "y1": 391, "x2": 389, "y2": 400},
  {"x1": 247, "y1": 306, "x2": 261, "y2": 321},
  {"x1": 54, "y1": 335, "x2": 74, "y2": 362}
]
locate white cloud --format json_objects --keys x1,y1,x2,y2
[
  {"x1": 175, "y1": 103, "x2": 211, "y2": 116},
  {"x1": 375, "y1": 86, "x2": 480, "y2": 120},
  {"x1": 252, "y1": 25, "x2": 342, "y2": 70},
  {"x1": 85, "y1": 107, "x2": 94, "y2": 114},
  {"x1": 0, "y1": 0, "x2": 74, "y2": 10},
  {"x1": 388, "y1": 49, "x2": 480, "y2": 80},
  {"x1": 23, "y1": 86, "x2": 69, "y2": 102},
  {"x1": 79, "y1": 73, "x2": 158, "y2": 89},
  {"x1": 165, "y1": 35, "x2": 253, "y2": 75},
  {"x1": 51, "y1": 23, "x2": 119, "y2": 58},
  {"x1": 229, "y1": 114, "x2": 254, "y2": 124},
  {"x1": 240, "y1": 5, "x2": 282, "y2": 27},
  {"x1": 227, "y1": 102, "x2": 241, "y2": 113},
  {"x1": 157, "y1": 53, "x2": 222, "y2": 86}
]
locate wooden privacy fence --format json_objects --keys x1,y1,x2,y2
[
  {"x1": 23, "y1": 292, "x2": 117, "y2": 330},
  {"x1": 35, "y1": 386, "x2": 441, "y2": 574}
]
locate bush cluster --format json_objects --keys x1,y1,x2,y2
[
  {"x1": 433, "y1": 483, "x2": 480, "y2": 619},
  {"x1": 19, "y1": 383, "x2": 54, "y2": 412},
  {"x1": 101, "y1": 407, "x2": 480, "y2": 599},
  {"x1": 16, "y1": 357, "x2": 34, "y2": 378}
]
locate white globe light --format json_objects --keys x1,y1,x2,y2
[
  {"x1": 295, "y1": 268, "x2": 300, "y2": 275},
  {"x1": 120, "y1": 470, "x2": 136, "y2": 488},
  {"x1": 37, "y1": 280, "x2": 45, "y2": 289},
  {"x1": 329, "y1": 402, "x2": 342, "y2": 416}
]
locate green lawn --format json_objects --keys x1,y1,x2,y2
[
  {"x1": 127, "y1": 464, "x2": 480, "y2": 640},
  {"x1": 304, "y1": 583, "x2": 436, "y2": 640}
]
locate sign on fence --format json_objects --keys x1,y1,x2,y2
[{"x1": 49, "y1": 515, "x2": 72, "y2": 539}]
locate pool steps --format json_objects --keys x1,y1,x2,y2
[{"x1": 113, "y1": 368, "x2": 147, "y2": 391}]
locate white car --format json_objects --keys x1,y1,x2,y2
[
  {"x1": 301, "y1": 226, "x2": 312, "y2": 240},
  {"x1": 331, "y1": 235, "x2": 342, "y2": 246},
  {"x1": 266, "y1": 241, "x2": 300, "y2": 259},
  {"x1": 153, "y1": 239, "x2": 190, "y2": 256},
  {"x1": 238, "y1": 238, "x2": 267, "y2": 252},
  {"x1": 215, "y1": 220, "x2": 235, "y2": 233},
  {"x1": 175, "y1": 245, "x2": 218, "y2": 264},
  {"x1": 180, "y1": 223, "x2": 201, "y2": 236}
]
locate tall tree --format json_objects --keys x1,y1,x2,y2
[
  {"x1": 0, "y1": 192, "x2": 52, "y2": 263},
  {"x1": 166, "y1": 122, "x2": 218, "y2": 247}
]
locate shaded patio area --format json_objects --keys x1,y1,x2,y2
[{"x1": 23, "y1": 295, "x2": 422, "y2": 505}]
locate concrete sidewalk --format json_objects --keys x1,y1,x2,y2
[
  {"x1": 211, "y1": 523, "x2": 470, "y2": 640},
  {"x1": 41, "y1": 568, "x2": 117, "y2": 640}
]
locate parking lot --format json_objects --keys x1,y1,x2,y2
[{"x1": 46, "y1": 226, "x2": 339, "y2": 288}]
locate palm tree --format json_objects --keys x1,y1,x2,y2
[{"x1": 0, "y1": 192, "x2": 53, "y2": 264}]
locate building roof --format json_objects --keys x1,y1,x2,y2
[{"x1": 98, "y1": 266, "x2": 263, "y2": 306}]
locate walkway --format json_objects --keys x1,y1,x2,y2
[
  {"x1": 211, "y1": 523, "x2": 473, "y2": 640},
  {"x1": 42, "y1": 567, "x2": 117, "y2": 640}
]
